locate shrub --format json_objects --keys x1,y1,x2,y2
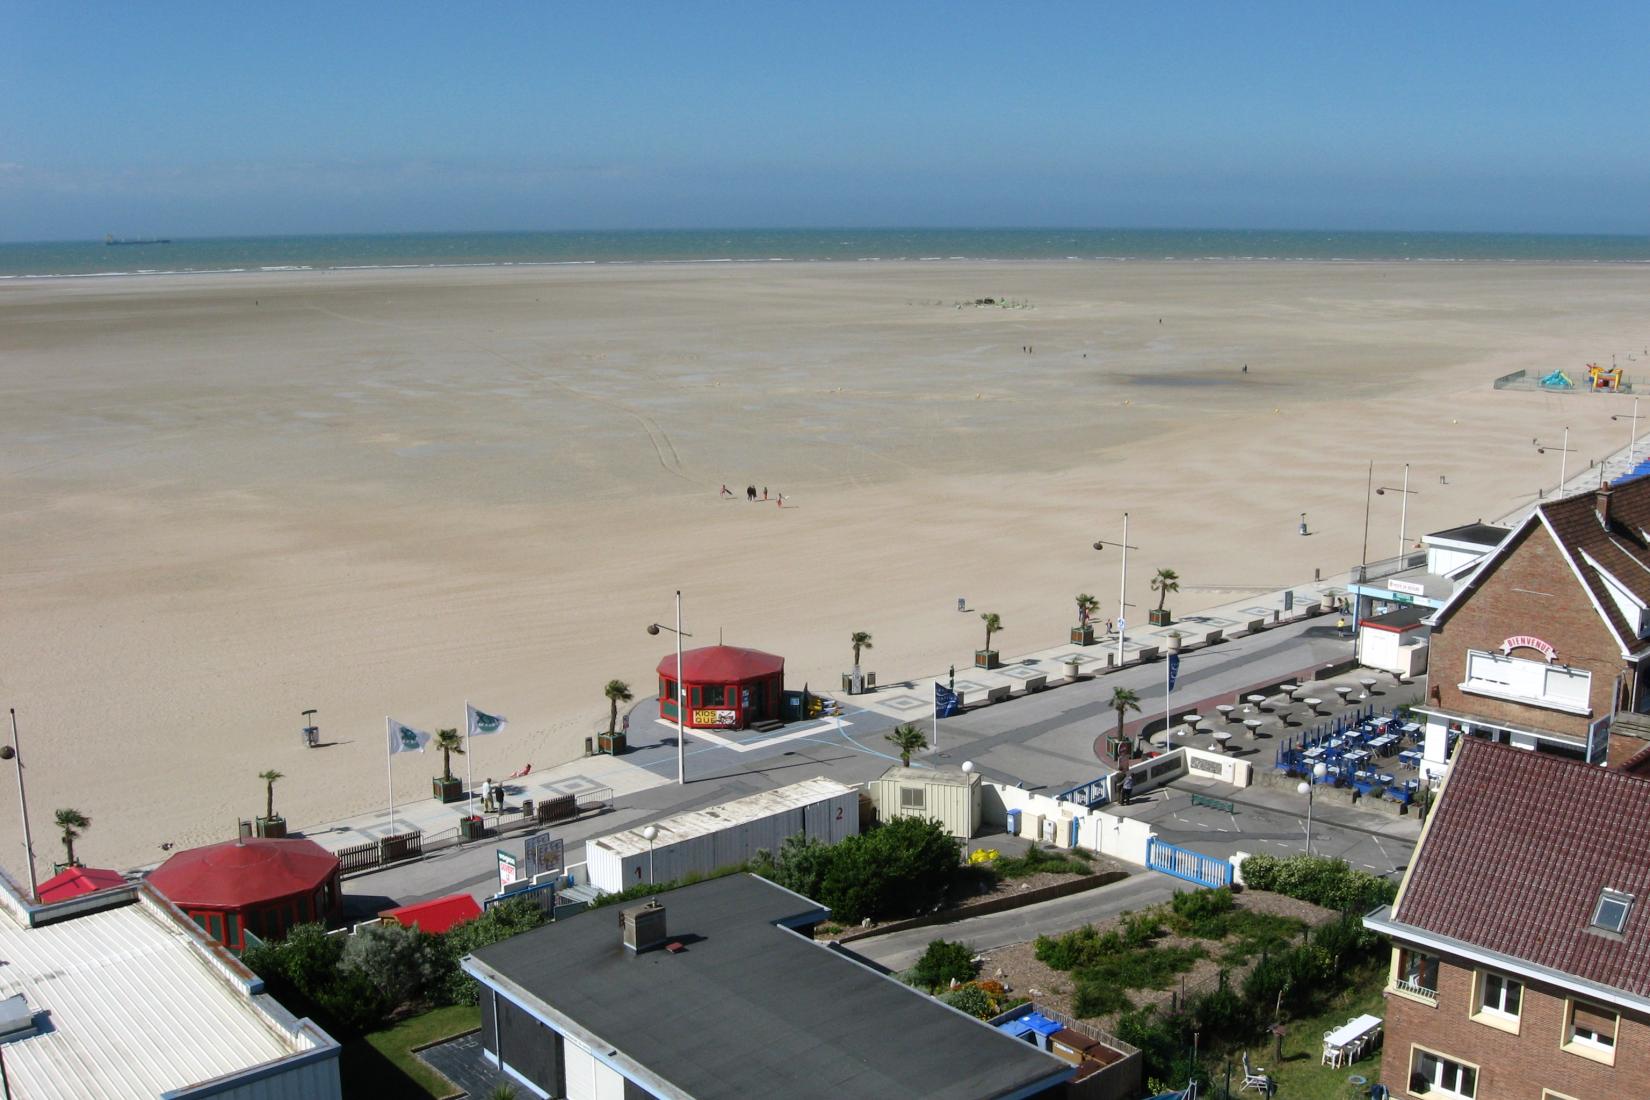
[
  {"x1": 1034, "y1": 925, "x2": 1121, "y2": 971},
  {"x1": 437, "y1": 895, "x2": 551, "y2": 1005},
  {"x1": 942, "y1": 984, "x2": 996, "y2": 1019},
  {"x1": 339, "y1": 921, "x2": 444, "y2": 1014},
  {"x1": 1168, "y1": 887, "x2": 1236, "y2": 936},
  {"x1": 819, "y1": 816, "x2": 960, "y2": 922},
  {"x1": 1119, "y1": 910, "x2": 1163, "y2": 948},
  {"x1": 993, "y1": 844, "x2": 1091, "y2": 878},
  {"x1": 1073, "y1": 978, "x2": 1132, "y2": 1017},
  {"x1": 912, "y1": 939, "x2": 976, "y2": 991},
  {"x1": 1238, "y1": 853, "x2": 1396, "y2": 912}
]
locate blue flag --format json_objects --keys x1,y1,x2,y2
[
  {"x1": 935, "y1": 681, "x2": 961, "y2": 719},
  {"x1": 1167, "y1": 654, "x2": 1181, "y2": 692}
]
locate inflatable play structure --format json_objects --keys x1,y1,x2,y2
[
  {"x1": 1540, "y1": 369, "x2": 1575, "y2": 390},
  {"x1": 1588, "y1": 362, "x2": 1623, "y2": 391}
]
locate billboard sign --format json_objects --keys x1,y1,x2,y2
[
  {"x1": 497, "y1": 849, "x2": 519, "y2": 893},
  {"x1": 525, "y1": 834, "x2": 565, "y2": 879}
]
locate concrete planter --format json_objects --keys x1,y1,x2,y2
[
  {"x1": 974, "y1": 649, "x2": 1000, "y2": 669},
  {"x1": 1063, "y1": 659, "x2": 1082, "y2": 680},
  {"x1": 1166, "y1": 632, "x2": 1183, "y2": 654}
]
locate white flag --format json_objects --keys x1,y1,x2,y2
[
  {"x1": 467, "y1": 703, "x2": 507, "y2": 738},
  {"x1": 387, "y1": 717, "x2": 430, "y2": 755}
]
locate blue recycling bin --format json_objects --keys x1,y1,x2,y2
[{"x1": 1006, "y1": 809, "x2": 1022, "y2": 835}]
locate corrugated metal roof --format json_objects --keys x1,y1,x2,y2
[
  {"x1": 592, "y1": 777, "x2": 855, "y2": 858},
  {"x1": 0, "y1": 893, "x2": 313, "y2": 1097},
  {"x1": 1395, "y1": 739, "x2": 1650, "y2": 997}
]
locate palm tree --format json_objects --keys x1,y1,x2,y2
[
  {"x1": 1111, "y1": 687, "x2": 1143, "y2": 753},
  {"x1": 258, "y1": 770, "x2": 283, "y2": 820},
  {"x1": 605, "y1": 679, "x2": 634, "y2": 738},
  {"x1": 433, "y1": 729, "x2": 464, "y2": 782},
  {"x1": 885, "y1": 723, "x2": 928, "y2": 766},
  {"x1": 55, "y1": 808, "x2": 89, "y2": 868},
  {"x1": 1075, "y1": 593, "x2": 1100, "y2": 626},
  {"x1": 1151, "y1": 568, "x2": 1180, "y2": 612},
  {"x1": 980, "y1": 612, "x2": 1003, "y2": 653},
  {"x1": 851, "y1": 631, "x2": 873, "y2": 668}
]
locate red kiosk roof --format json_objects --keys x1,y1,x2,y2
[
  {"x1": 36, "y1": 865, "x2": 127, "y2": 904},
  {"x1": 657, "y1": 645, "x2": 784, "y2": 681},
  {"x1": 381, "y1": 892, "x2": 483, "y2": 934},
  {"x1": 148, "y1": 837, "x2": 339, "y2": 909}
]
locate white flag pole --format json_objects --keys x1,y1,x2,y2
[
  {"x1": 932, "y1": 684, "x2": 939, "y2": 753},
  {"x1": 385, "y1": 717, "x2": 396, "y2": 834},
  {"x1": 465, "y1": 702, "x2": 475, "y2": 819}
]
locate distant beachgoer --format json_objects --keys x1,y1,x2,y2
[
  {"x1": 776, "y1": 493, "x2": 784, "y2": 507},
  {"x1": 762, "y1": 487, "x2": 768, "y2": 500},
  {"x1": 1242, "y1": 364, "x2": 1248, "y2": 373},
  {"x1": 481, "y1": 778, "x2": 493, "y2": 810},
  {"x1": 1106, "y1": 619, "x2": 1114, "y2": 635},
  {"x1": 720, "y1": 484, "x2": 733, "y2": 497}
]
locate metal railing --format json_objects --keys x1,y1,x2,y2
[{"x1": 1350, "y1": 551, "x2": 1427, "y2": 585}]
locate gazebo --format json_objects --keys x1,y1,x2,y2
[
  {"x1": 658, "y1": 645, "x2": 784, "y2": 731},
  {"x1": 147, "y1": 837, "x2": 342, "y2": 951}
]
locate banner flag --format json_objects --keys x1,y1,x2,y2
[
  {"x1": 387, "y1": 718, "x2": 431, "y2": 755},
  {"x1": 467, "y1": 703, "x2": 507, "y2": 737},
  {"x1": 1167, "y1": 654, "x2": 1181, "y2": 692},
  {"x1": 935, "y1": 681, "x2": 962, "y2": 719}
]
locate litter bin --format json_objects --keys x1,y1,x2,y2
[{"x1": 1006, "y1": 809, "x2": 1022, "y2": 836}]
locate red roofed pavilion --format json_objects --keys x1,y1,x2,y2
[
  {"x1": 657, "y1": 645, "x2": 784, "y2": 731},
  {"x1": 148, "y1": 837, "x2": 342, "y2": 951}
]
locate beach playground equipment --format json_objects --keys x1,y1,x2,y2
[
  {"x1": 1539, "y1": 368, "x2": 1575, "y2": 390},
  {"x1": 1588, "y1": 362, "x2": 1623, "y2": 391}
]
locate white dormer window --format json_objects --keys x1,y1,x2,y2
[{"x1": 1591, "y1": 889, "x2": 1633, "y2": 934}]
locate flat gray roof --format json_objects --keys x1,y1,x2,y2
[{"x1": 469, "y1": 874, "x2": 1069, "y2": 1100}]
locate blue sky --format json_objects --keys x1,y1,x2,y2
[{"x1": 3, "y1": 1, "x2": 1647, "y2": 240}]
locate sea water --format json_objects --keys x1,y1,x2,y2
[{"x1": 3, "y1": 227, "x2": 1649, "y2": 280}]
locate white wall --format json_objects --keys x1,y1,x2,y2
[
  {"x1": 563, "y1": 1034, "x2": 627, "y2": 1100},
  {"x1": 982, "y1": 783, "x2": 1154, "y2": 866},
  {"x1": 1180, "y1": 746, "x2": 1253, "y2": 788}
]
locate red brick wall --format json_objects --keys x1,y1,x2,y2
[
  {"x1": 1382, "y1": 951, "x2": 1650, "y2": 1099},
  {"x1": 1430, "y1": 524, "x2": 1624, "y2": 740}
]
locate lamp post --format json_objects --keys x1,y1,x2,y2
[
  {"x1": 1094, "y1": 513, "x2": 1140, "y2": 667},
  {"x1": 1536, "y1": 428, "x2": 1573, "y2": 497},
  {"x1": 1375, "y1": 466, "x2": 1419, "y2": 560},
  {"x1": 3, "y1": 710, "x2": 37, "y2": 901},
  {"x1": 641, "y1": 824, "x2": 658, "y2": 886},
  {"x1": 960, "y1": 760, "x2": 975, "y2": 858},
  {"x1": 1296, "y1": 762, "x2": 1328, "y2": 855},
  {"x1": 1612, "y1": 399, "x2": 1642, "y2": 466},
  {"x1": 646, "y1": 591, "x2": 692, "y2": 786}
]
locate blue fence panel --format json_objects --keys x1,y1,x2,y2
[{"x1": 1146, "y1": 837, "x2": 1234, "y2": 889}]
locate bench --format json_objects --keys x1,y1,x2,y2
[
  {"x1": 1190, "y1": 793, "x2": 1236, "y2": 814},
  {"x1": 1022, "y1": 675, "x2": 1047, "y2": 694},
  {"x1": 987, "y1": 685, "x2": 1012, "y2": 704}
]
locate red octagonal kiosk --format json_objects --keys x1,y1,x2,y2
[{"x1": 658, "y1": 645, "x2": 784, "y2": 731}]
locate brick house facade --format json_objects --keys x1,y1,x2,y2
[
  {"x1": 1365, "y1": 740, "x2": 1650, "y2": 1100},
  {"x1": 1417, "y1": 481, "x2": 1650, "y2": 779}
]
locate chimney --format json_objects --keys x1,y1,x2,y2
[
  {"x1": 1597, "y1": 484, "x2": 1614, "y2": 529},
  {"x1": 621, "y1": 900, "x2": 668, "y2": 953}
]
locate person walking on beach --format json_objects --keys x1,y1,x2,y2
[
  {"x1": 762, "y1": 486, "x2": 768, "y2": 501},
  {"x1": 776, "y1": 492, "x2": 784, "y2": 507},
  {"x1": 720, "y1": 484, "x2": 733, "y2": 498}
]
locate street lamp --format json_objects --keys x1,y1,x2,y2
[
  {"x1": 1612, "y1": 399, "x2": 1642, "y2": 466},
  {"x1": 3, "y1": 710, "x2": 37, "y2": 901},
  {"x1": 1535, "y1": 428, "x2": 1574, "y2": 497},
  {"x1": 960, "y1": 760, "x2": 975, "y2": 858},
  {"x1": 1296, "y1": 762, "x2": 1329, "y2": 855},
  {"x1": 646, "y1": 590, "x2": 693, "y2": 786},
  {"x1": 1375, "y1": 464, "x2": 1418, "y2": 559},
  {"x1": 1094, "y1": 513, "x2": 1140, "y2": 667},
  {"x1": 641, "y1": 824, "x2": 658, "y2": 885}
]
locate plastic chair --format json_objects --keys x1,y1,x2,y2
[
  {"x1": 1240, "y1": 1051, "x2": 1272, "y2": 1094},
  {"x1": 1321, "y1": 1039, "x2": 1343, "y2": 1068}
]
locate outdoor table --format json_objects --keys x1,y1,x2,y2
[
  {"x1": 1279, "y1": 683, "x2": 1298, "y2": 694},
  {"x1": 1302, "y1": 746, "x2": 1326, "y2": 760},
  {"x1": 1405, "y1": 778, "x2": 1421, "y2": 790},
  {"x1": 1215, "y1": 703, "x2": 1237, "y2": 721},
  {"x1": 1212, "y1": 731, "x2": 1233, "y2": 751},
  {"x1": 1323, "y1": 1014, "x2": 1381, "y2": 1063},
  {"x1": 1305, "y1": 697, "x2": 1324, "y2": 714},
  {"x1": 1243, "y1": 719, "x2": 1263, "y2": 738},
  {"x1": 1377, "y1": 772, "x2": 1396, "y2": 785},
  {"x1": 1369, "y1": 734, "x2": 1398, "y2": 754},
  {"x1": 1246, "y1": 694, "x2": 1267, "y2": 710},
  {"x1": 1183, "y1": 714, "x2": 1203, "y2": 729},
  {"x1": 1398, "y1": 749, "x2": 1422, "y2": 767},
  {"x1": 1359, "y1": 677, "x2": 1379, "y2": 694},
  {"x1": 1401, "y1": 722, "x2": 1421, "y2": 736},
  {"x1": 1344, "y1": 749, "x2": 1370, "y2": 764},
  {"x1": 1334, "y1": 685, "x2": 1355, "y2": 701}
]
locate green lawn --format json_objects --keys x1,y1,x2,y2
[
  {"x1": 343, "y1": 1004, "x2": 482, "y2": 1099},
  {"x1": 1227, "y1": 969, "x2": 1388, "y2": 1099}
]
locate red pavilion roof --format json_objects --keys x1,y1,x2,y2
[
  {"x1": 381, "y1": 892, "x2": 483, "y2": 935},
  {"x1": 657, "y1": 644, "x2": 784, "y2": 682},
  {"x1": 36, "y1": 865, "x2": 127, "y2": 904},
  {"x1": 148, "y1": 837, "x2": 338, "y2": 909}
]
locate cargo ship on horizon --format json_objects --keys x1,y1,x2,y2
[{"x1": 105, "y1": 234, "x2": 172, "y2": 246}]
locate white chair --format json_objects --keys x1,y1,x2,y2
[
  {"x1": 1321, "y1": 1040, "x2": 1344, "y2": 1068},
  {"x1": 1240, "y1": 1051, "x2": 1272, "y2": 1094}
]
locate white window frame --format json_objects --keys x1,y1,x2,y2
[
  {"x1": 1590, "y1": 889, "x2": 1633, "y2": 933},
  {"x1": 1409, "y1": 1045, "x2": 1478, "y2": 1099},
  {"x1": 1561, "y1": 997, "x2": 1618, "y2": 1065},
  {"x1": 1470, "y1": 970, "x2": 1522, "y2": 1033},
  {"x1": 898, "y1": 786, "x2": 925, "y2": 811}
]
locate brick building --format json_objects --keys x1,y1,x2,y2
[
  {"x1": 1365, "y1": 739, "x2": 1650, "y2": 1100},
  {"x1": 1416, "y1": 479, "x2": 1650, "y2": 779}
]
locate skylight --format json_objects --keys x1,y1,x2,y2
[{"x1": 1591, "y1": 890, "x2": 1633, "y2": 934}]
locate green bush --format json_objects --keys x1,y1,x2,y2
[
  {"x1": 817, "y1": 816, "x2": 960, "y2": 922},
  {"x1": 589, "y1": 861, "x2": 753, "y2": 909},
  {"x1": 1034, "y1": 925, "x2": 1122, "y2": 971},
  {"x1": 942, "y1": 984, "x2": 995, "y2": 1019},
  {"x1": 912, "y1": 939, "x2": 976, "y2": 991},
  {"x1": 1238, "y1": 853, "x2": 1396, "y2": 912},
  {"x1": 993, "y1": 844, "x2": 1091, "y2": 878},
  {"x1": 1168, "y1": 887, "x2": 1236, "y2": 936},
  {"x1": 438, "y1": 896, "x2": 551, "y2": 1005},
  {"x1": 1073, "y1": 979, "x2": 1132, "y2": 1017},
  {"x1": 1119, "y1": 910, "x2": 1163, "y2": 949}
]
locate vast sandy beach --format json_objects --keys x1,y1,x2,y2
[{"x1": 2, "y1": 260, "x2": 1645, "y2": 869}]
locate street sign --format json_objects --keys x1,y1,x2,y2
[{"x1": 525, "y1": 834, "x2": 565, "y2": 879}]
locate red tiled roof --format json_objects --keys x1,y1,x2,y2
[
  {"x1": 36, "y1": 866, "x2": 126, "y2": 904},
  {"x1": 656, "y1": 645, "x2": 784, "y2": 682},
  {"x1": 381, "y1": 892, "x2": 482, "y2": 935},
  {"x1": 1396, "y1": 739, "x2": 1650, "y2": 997},
  {"x1": 148, "y1": 838, "x2": 338, "y2": 909}
]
